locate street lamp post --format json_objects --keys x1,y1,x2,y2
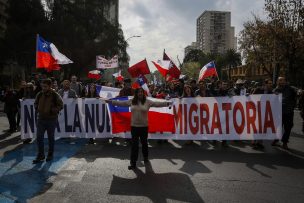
[{"x1": 126, "y1": 35, "x2": 141, "y2": 42}]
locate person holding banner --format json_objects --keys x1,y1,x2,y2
[
  {"x1": 33, "y1": 79, "x2": 63, "y2": 164},
  {"x1": 181, "y1": 84, "x2": 194, "y2": 98},
  {"x1": 272, "y1": 77, "x2": 297, "y2": 149},
  {"x1": 105, "y1": 87, "x2": 172, "y2": 170},
  {"x1": 85, "y1": 83, "x2": 99, "y2": 145},
  {"x1": 252, "y1": 79, "x2": 273, "y2": 149},
  {"x1": 182, "y1": 84, "x2": 195, "y2": 145},
  {"x1": 58, "y1": 80, "x2": 78, "y2": 99}
]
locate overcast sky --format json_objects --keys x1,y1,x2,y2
[{"x1": 119, "y1": 0, "x2": 266, "y2": 71}]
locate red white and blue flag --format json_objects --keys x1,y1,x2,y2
[
  {"x1": 163, "y1": 50, "x2": 181, "y2": 79},
  {"x1": 132, "y1": 74, "x2": 150, "y2": 96},
  {"x1": 108, "y1": 97, "x2": 175, "y2": 134},
  {"x1": 88, "y1": 70, "x2": 102, "y2": 80},
  {"x1": 198, "y1": 61, "x2": 218, "y2": 81},
  {"x1": 112, "y1": 70, "x2": 124, "y2": 82},
  {"x1": 36, "y1": 35, "x2": 73, "y2": 71}
]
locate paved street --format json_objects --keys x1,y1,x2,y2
[{"x1": 0, "y1": 111, "x2": 304, "y2": 203}]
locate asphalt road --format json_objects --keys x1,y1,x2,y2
[{"x1": 0, "y1": 110, "x2": 304, "y2": 203}]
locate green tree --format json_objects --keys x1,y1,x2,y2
[
  {"x1": 0, "y1": 0, "x2": 49, "y2": 78},
  {"x1": 46, "y1": 0, "x2": 128, "y2": 79},
  {"x1": 239, "y1": 0, "x2": 304, "y2": 86},
  {"x1": 224, "y1": 49, "x2": 242, "y2": 80},
  {"x1": 181, "y1": 62, "x2": 201, "y2": 80}
]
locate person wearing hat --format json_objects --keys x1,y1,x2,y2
[
  {"x1": 105, "y1": 87, "x2": 172, "y2": 170},
  {"x1": 228, "y1": 79, "x2": 247, "y2": 96},
  {"x1": 119, "y1": 78, "x2": 134, "y2": 97}
]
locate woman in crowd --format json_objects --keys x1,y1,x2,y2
[
  {"x1": 182, "y1": 84, "x2": 194, "y2": 98},
  {"x1": 105, "y1": 87, "x2": 172, "y2": 170},
  {"x1": 86, "y1": 83, "x2": 99, "y2": 144}
]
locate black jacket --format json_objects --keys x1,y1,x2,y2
[{"x1": 273, "y1": 85, "x2": 297, "y2": 114}]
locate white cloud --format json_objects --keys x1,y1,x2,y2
[{"x1": 119, "y1": 0, "x2": 265, "y2": 72}]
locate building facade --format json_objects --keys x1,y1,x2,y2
[
  {"x1": 196, "y1": 11, "x2": 237, "y2": 54},
  {"x1": 221, "y1": 64, "x2": 275, "y2": 82},
  {"x1": 0, "y1": 0, "x2": 8, "y2": 38},
  {"x1": 184, "y1": 42, "x2": 198, "y2": 57}
]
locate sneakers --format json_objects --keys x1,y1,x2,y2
[{"x1": 33, "y1": 155, "x2": 45, "y2": 164}]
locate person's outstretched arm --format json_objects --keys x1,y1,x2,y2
[
  {"x1": 104, "y1": 98, "x2": 132, "y2": 107},
  {"x1": 148, "y1": 99, "x2": 172, "y2": 108}
]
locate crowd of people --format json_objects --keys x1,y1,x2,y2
[{"x1": 1, "y1": 74, "x2": 304, "y2": 157}]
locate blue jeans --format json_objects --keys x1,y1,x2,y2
[{"x1": 36, "y1": 119, "x2": 57, "y2": 156}]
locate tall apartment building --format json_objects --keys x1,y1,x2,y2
[
  {"x1": 196, "y1": 11, "x2": 237, "y2": 54},
  {"x1": 0, "y1": 0, "x2": 8, "y2": 38}
]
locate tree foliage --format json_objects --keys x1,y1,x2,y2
[
  {"x1": 239, "y1": 0, "x2": 304, "y2": 86},
  {"x1": 0, "y1": 0, "x2": 128, "y2": 80},
  {"x1": 183, "y1": 49, "x2": 241, "y2": 80}
]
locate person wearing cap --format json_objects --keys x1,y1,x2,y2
[
  {"x1": 105, "y1": 87, "x2": 172, "y2": 170},
  {"x1": 228, "y1": 79, "x2": 247, "y2": 96},
  {"x1": 119, "y1": 78, "x2": 134, "y2": 96}
]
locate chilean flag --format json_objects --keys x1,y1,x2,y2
[
  {"x1": 113, "y1": 70, "x2": 124, "y2": 82},
  {"x1": 163, "y1": 51, "x2": 181, "y2": 79},
  {"x1": 152, "y1": 60, "x2": 171, "y2": 78},
  {"x1": 36, "y1": 35, "x2": 73, "y2": 71},
  {"x1": 108, "y1": 97, "x2": 175, "y2": 134},
  {"x1": 88, "y1": 70, "x2": 102, "y2": 80},
  {"x1": 132, "y1": 75, "x2": 150, "y2": 96},
  {"x1": 198, "y1": 61, "x2": 218, "y2": 81},
  {"x1": 128, "y1": 59, "x2": 150, "y2": 78}
]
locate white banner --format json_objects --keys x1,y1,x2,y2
[
  {"x1": 96, "y1": 55, "x2": 118, "y2": 69},
  {"x1": 21, "y1": 95, "x2": 282, "y2": 140},
  {"x1": 170, "y1": 94, "x2": 282, "y2": 140},
  {"x1": 21, "y1": 99, "x2": 111, "y2": 139}
]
